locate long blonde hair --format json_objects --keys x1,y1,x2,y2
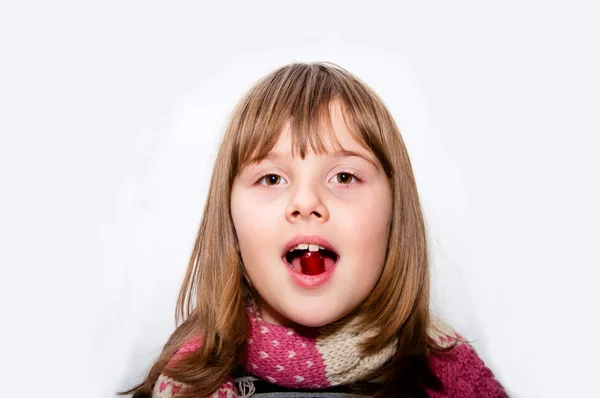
[{"x1": 122, "y1": 62, "x2": 458, "y2": 397}]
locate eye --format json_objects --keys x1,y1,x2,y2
[
  {"x1": 329, "y1": 172, "x2": 359, "y2": 184},
  {"x1": 257, "y1": 174, "x2": 287, "y2": 186}
]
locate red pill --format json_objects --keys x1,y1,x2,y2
[{"x1": 300, "y1": 251, "x2": 326, "y2": 275}]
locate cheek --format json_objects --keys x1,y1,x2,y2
[
  {"x1": 231, "y1": 191, "x2": 256, "y2": 254},
  {"x1": 341, "y1": 190, "x2": 392, "y2": 260},
  {"x1": 348, "y1": 214, "x2": 390, "y2": 259},
  {"x1": 231, "y1": 192, "x2": 278, "y2": 265},
  {"x1": 232, "y1": 187, "x2": 258, "y2": 229},
  {"x1": 235, "y1": 204, "x2": 277, "y2": 232},
  {"x1": 340, "y1": 188, "x2": 392, "y2": 232}
]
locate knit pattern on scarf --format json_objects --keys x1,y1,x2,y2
[{"x1": 152, "y1": 306, "x2": 507, "y2": 397}]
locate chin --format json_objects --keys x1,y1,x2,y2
[{"x1": 282, "y1": 303, "x2": 350, "y2": 328}]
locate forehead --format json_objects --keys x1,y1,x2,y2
[
  {"x1": 273, "y1": 116, "x2": 364, "y2": 156},
  {"x1": 251, "y1": 101, "x2": 373, "y2": 163}
]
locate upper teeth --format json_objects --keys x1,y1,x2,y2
[{"x1": 288, "y1": 243, "x2": 325, "y2": 252}]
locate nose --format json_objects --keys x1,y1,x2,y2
[{"x1": 285, "y1": 180, "x2": 330, "y2": 223}]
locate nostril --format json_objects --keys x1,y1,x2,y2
[{"x1": 288, "y1": 210, "x2": 323, "y2": 219}]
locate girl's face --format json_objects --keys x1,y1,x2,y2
[{"x1": 230, "y1": 105, "x2": 393, "y2": 328}]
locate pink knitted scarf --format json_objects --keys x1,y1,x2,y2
[
  {"x1": 242, "y1": 306, "x2": 397, "y2": 390},
  {"x1": 154, "y1": 306, "x2": 457, "y2": 397}
]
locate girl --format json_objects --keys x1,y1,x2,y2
[{"x1": 121, "y1": 62, "x2": 508, "y2": 397}]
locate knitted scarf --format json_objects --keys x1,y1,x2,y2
[
  {"x1": 153, "y1": 306, "x2": 454, "y2": 398},
  {"x1": 241, "y1": 306, "x2": 396, "y2": 391}
]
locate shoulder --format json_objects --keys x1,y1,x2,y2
[
  {"x1": 153, "y1": 373, "x2": 184, "y2": 398},
  {"x1": 166, "y1": 337, "x2": 202, "y2": 366},
  {"x1": 151, "y1": 337, "x2": 238, "y2": 398},
  {"x1": 152, "y1": 338, "x2": 200, "y2": 398},
  {"x1": 426, "y1": 318, "x2": 509, "y2": 397},
  {"x1": 152, "y1": 374, "x2": 237, "y2": 398}
]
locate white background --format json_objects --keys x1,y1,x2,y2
[{"x1": 1, "y1": 1, "x2": 598, "y2": 397}]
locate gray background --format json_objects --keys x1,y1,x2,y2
[{"x1": 1, "y1": 1, "x2": 598, "y2": 397}]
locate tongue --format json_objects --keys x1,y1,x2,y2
[{"x1": 299, "y1": 251, "x2": 326, "y2": 275}]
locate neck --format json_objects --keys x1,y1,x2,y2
[{"x1": 255, "y1": 298, "x2": 293, "y2": 327}]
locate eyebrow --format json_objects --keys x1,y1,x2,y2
[
  {"x1": 259, "y1": 149, "x2": 379, "y2": 169},
  {"x1": 328, "y1": 149, "x2": 379, "y2": 169}
]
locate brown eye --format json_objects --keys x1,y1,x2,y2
[
  {"x1": 338, "y1": 173, "x2": 352, "y2": 183},
  {"x1": 259, "y1": 174, "x2": 285, "y2": 186},
  {"x1": 331, "y1": 172, "x2": 356, "y2": 184}
]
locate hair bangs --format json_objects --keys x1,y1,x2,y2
[{"x1": 232, "y1": 64, "x2": 380, "y2": 175}]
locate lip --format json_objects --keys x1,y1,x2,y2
[
  {"x1": 281, "y1": 256, "x2": 338, "y2": 288},
  {"x1": 282, "y1": 234, "x2": 337, "y2": 256}
]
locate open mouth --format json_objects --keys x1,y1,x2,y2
[{"x1": 284, "y1": 244, "x2": 338, "y2": 275}]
